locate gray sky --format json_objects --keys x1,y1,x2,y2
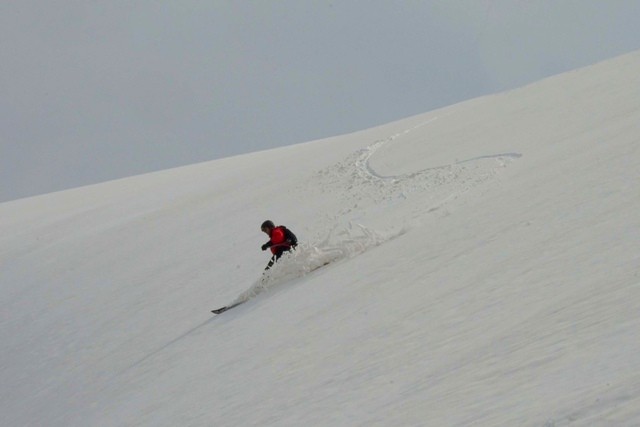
[{"x1": 2, "y1": 1, "x2": 640, "y2": 202}]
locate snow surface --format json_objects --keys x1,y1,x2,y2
[{"x1": 2, "y1": 51, "x2": 640, "y2": 426}]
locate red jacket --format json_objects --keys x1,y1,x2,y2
[{"x1": 269, "y1": 226, "x2": 289, "y2": 255}]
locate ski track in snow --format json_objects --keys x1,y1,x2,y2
[
  {"x1": 543, "y1": 378, "x2": 640, "y2": 426},
  {"x1": 228, "y1": 118, "x2": 522, "y2": 307},
  {"x1": 231, "y1": 223, "x2": 401, "y2": 306},
  {"x1": 313, "y1": 115, "x2": 522, "y2": 224}
]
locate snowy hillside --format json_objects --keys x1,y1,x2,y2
[{"x1": 2, "y1": 51, "x2": 640, "y2": 426}]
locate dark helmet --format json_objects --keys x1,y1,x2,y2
[{"x1": 261, "y1": 220, "x2": 275, "y2": 231}]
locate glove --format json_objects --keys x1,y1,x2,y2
[{"x1": 261, "y1": 243, "x2": 270, "y2": 251}]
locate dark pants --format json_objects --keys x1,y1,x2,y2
[{"x1": 264, "y1": 246, "x2": 295, "y2": 270}]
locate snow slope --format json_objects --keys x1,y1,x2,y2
[{"x1": 2, "y1": 51, "x2": 640, "y2": 426}]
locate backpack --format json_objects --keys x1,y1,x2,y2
[{"x1": 280, "y1": 225, "x2": 298, "y2": 247}]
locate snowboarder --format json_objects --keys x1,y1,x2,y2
[{"x1": 261, "y1": 220, "x2": 297, "y2": 270}]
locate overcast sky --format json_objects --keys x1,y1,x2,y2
[{"x1": 2, "y1": 1, "x2": 640, "y2": 202}]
